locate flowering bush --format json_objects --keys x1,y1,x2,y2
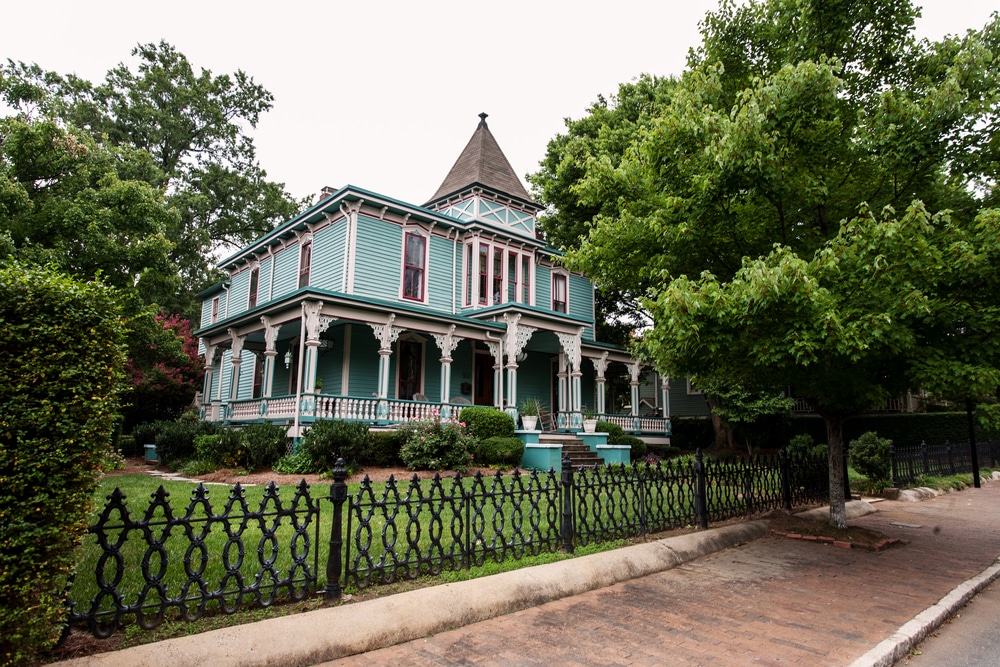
[{"x1": 399, "y1": 412, "x2": 474, "y2": 472}]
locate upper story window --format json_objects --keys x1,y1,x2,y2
[
  {"x1": 298, "y1": 241, "x2": 312, "y2": 289},
  {"x1": 211, "y1": 296, "x2": 220, "y2": 323},
  {"x1": 478, "y1": 245, "x2": 489, "y2": 305},
  {"x1": 492, "y1": 248, "x2": 503, "y2": 305},
  {"x1": 464, "y1": 239, "x2": 534, "y2": 308},
  {"x1": 552, "y1": 273, "x2": 568, "y2": 313},
  {"x1": 402, "y1": 232, "x2": 426, "y2": 301},
  {"x1": 247, "y1": 267, "x2": 260, "y2": 309},
  {"x1": 522, "y1": 255, "x2": 531, "y2": 304}
]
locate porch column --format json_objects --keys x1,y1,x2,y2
[
  {"x1": 260, "y1": 316, "x2": 280, "y2": 399},
  {"x1": 556, "y1": 330, "x2": 583, "y2": 429},
  {"x1": 503, "y1": 314, "x2": 536, "y2": 417},
  {"x1": 228, "y1": 329, "x2": 247, "y2": 403},
  {"x1": 661, "y1": 373, "x2": 671, "y2": 418},
  {"x1": 557, "y1": 352, "x2": 568, "y2": 424},
  {"x1": 303, "y1": 301, "x2": 334, "y2": 395},
  {"x1": 628, "y1": 362, "x2": 641, "y2": 417},
  {"x1": 591, "y1": 352, "x2": 609, "y2": 416},
  {"x1": 433, "y1": 325, "x2": 462, "y2": 413},
  {"x1": 369, "y1": 314, "x2": 403, "y2": 418},
  {"x1": 485, "y1": 340, "x2": 504, "y2": 408},
  {"x1": 200, "y1": 340, "x2": 217, "y2": 405}
]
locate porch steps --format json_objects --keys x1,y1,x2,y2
[{"x1": 539, "y1": 434, "x2": 603, "y2": 469}]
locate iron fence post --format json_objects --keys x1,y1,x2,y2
[
  {"x1": 946, "y1": 440, "x2": 955, "y2": 475},
  {"x1": 694, "y1": 449, "x2": 708, "y2": 529},
  {"x1": 779, "y1": 448, "x2": 792, "y2": 511},
  {"x1": 967, "y1": 398, "x2": 981, "y2": 488},
  {"x1": 921, "y1": 441, "x2": 929, "y2": 476},
  {"x1": 561, "y1": 453, "x2": 574, "y2": 554},
  {"x1": 889, "y1": 443, "x2": 898, "y2": 488},
  {"x1": 324, "y1": 457, "x2": 348, "y2": 601}
]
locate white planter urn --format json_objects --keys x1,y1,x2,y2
[
  {"x1": 582, "y1": 418, "x2": 598, "y2": 434},
  {"x1": 521, "y1": 415, "x2": 539, "y2": 431}
]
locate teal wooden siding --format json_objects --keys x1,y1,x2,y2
[
  {"x1": 315, "y1": 327, "x2": 344, "y2": 395},
  {"x1": 219, "y1": 350, "x2": 233, "y2": 400},
  {"x1": 669, "y1": 383, "x2": 710, "y2": 416},
  {"x1": 238, "y1": 351, "x2": 256, "y2": 399},
  {"x1": 427, "y1": 234, "x2": 455, "y2": 312},
  {"x1": 568, "y1": 274, "x2": 595, "y2": 338},
  {"x1": 229, "y1": 270, "x2": 251, "y2": 318},
  {"x1": 348, "y1": 326, "x2": 381, "y2": 398},
  {"x1": 450, "y1": 339, "x2": 475, "y2": 401},
  {"x1": 311, "y1": 221, "x2": 344, "y2": 292},
  {"x1": 353, "y1": 215, "x2": 401, "y2": 301},
  {"x1": 515, "y1": 350, "x2": 551, "y2": 410},
  {"x1": 536, "y1": 265, "x2": 552, "y2": 312},
  {"x1": 271, "y1": 243, "x2": 300, "y2": 299},
  {"x1": 258, "y1": 256, "x2": 273, "y2": 303}
]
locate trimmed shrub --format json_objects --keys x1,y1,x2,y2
[
  {"x1": 617, "y1": 435, "x2": 647, "y2": 458},
  {"x1": 475, "y1": 437, "x2": 525, "y2": 467},
  {"x1": 399, "y1": 414, "x2": 474, "y2": 472},
  {"x1": 596, "y1": 421, "x2": 625, "y2": 441},
  {"x1": 1, "y1": 262, "x2": 127, "y2": 666},
  {"x1": 240, "y1": 421, "x2": 289, "y2": 470},
  {"x1": 301, "y1": 420, "x2": 371, "y2": 472},
  {"x1": 850, "y1": 431, "x2": 892, "y2": 486},
  {"x1": 369, "y1": 430, "x2": 405, "y2": 467},
  {"x1": 459, "y1": 407, "x2": 516, "y2": 440},
  {"x1": 155, "y1": 420, "x2": 219, "y2": 465},
  {"x1": 117, "y1": 435, "x2": 140, "y2": 458},
  {"x1": 273, "y1": 449, "x2": 314, "y2": 475}
]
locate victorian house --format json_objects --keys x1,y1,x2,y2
[{"x1": 194, "y1": 114, "x2": 672, "y2": 440}]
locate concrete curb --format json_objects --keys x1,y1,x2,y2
[
  {"x1": 57, "y1": 520, "x2": 776, "y2": 667},
  {"x1": 847, "y1": 557, "x2": 1000, "y2": 667}
]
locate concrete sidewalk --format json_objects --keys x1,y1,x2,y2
[{"x1": 58, "y1": 480, "x2": 1000, "y2": 667}]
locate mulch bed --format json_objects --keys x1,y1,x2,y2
[{"x1": 768, "y1": 514, "x2": 906, "y2": 552}]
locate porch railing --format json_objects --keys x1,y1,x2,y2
[{"x1": 219, "y1": 395, "x2": 672, "y2": 435}]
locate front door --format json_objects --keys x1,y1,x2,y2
[{"x1": 474, "y1": 351, "x2": 494, "y2": 406}]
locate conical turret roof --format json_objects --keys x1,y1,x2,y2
[{"x1": 426, "y1": 113, "x2": 537, "y2": 207}]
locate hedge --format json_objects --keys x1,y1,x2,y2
[
  {"x1": 0, "y1": 262, "x2": 127, "y2": 666},
  {"x1": 459, "y1": 407, "x2": 516, "y2": 440}
]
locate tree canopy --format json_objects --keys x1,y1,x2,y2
[{"x1": 530, "y1": 0, "x2": 1000, "y2": 526}]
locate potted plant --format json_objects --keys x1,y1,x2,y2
[
  {"x1": 519, "y1": 397, "x2": 542, "y2": 431},
  {"x1": 582, "y1": 408, "x2": 598, "y2": 434}
]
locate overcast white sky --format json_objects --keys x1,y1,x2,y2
[{"x1": 2, "y1": 1, "x2": 995, "y2": 207}]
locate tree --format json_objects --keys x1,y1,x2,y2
[
  {"x1": 0, "y1": 261, "x2": 127, "y2": 665},
  {"x1": 0, "y1": 116, "x2": 178, "y2": 303},
  {"x1": 645, "y1": 204, "x2": 1000, "y2": 528},
  {"x1": 1, "y1": 41, "x2": 304, "y2": 317}
]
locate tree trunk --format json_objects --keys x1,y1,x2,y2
[
  {"x1": 706, "y1": 396, "x2": 735, "y2": 449},
  {"x1": 824, "y1": 415, "x2": 847, "y2": 529}
]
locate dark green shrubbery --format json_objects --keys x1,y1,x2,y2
[
  {"x1": 368, "y1": 430, "x2": 405, "y2": 467},
  {"x1": 0, "y1": 262, "x2": 127, "y2": 666},
  {"x1": 596, "y1": 420, "x2": 625, "y2": 440},
  {"x1": 240, "y1": 421, "x2": 290, "y2": 469},
  {"x1": 474, "y1": 437, "x2": 525, "y2": 467},
  {"x1": 786, "y1": 433, "x2": 828, "y2": 460},
  {"x1": 850, "y1": 431, "x2": 892, "y2": 488},
  {"x1": 459, "y1": 407, "x2": 516, "y2": 440},
  {"x1": 300, "y1": 420, "x2": 372, "y2": 472},
  {"x1": 618, "y1": 434, "x2": 647, "y2": 458},
  {"x1": 154, "y1": 420, "x2": 220, "y2": 465}
]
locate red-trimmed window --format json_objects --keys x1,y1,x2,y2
[
  {"x1": 552, "y1": 273, "x2": 567, "y2": 313},
  {"x1": 211, "y1": 296, "x2": 220, "y2": 323},
  {"x1": 522, "y1": 255, "x2": 531, "y2": 304},
  {"x1": 492, "y1": 247, "x2": 503, "y2": 304},
  {"x1": 247, "y1": 267, "x2": 259, "y2": 309},
  {"x1": 464, "y1": 243, "x2": 473, "y2": 305},
  {"x1": 403, "y1": 233, "x2": 426, "y2": 301},
  {"x1": 298, "y1": 241, "x2": 312, "y2": 289},
  {"x1": 478, "y1": 245, "x2": 489, "y2": 304}
]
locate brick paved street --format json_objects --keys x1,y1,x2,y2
[{"x1": 327, "y1": 484, "x2": 1000, "y2": 666}]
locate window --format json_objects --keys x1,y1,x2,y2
[
  {"x1": 522, "y1": 255, "x2": 531, "y2": 304},
  {"x1": 402, "y1": 233, "x2": 426, "y2": 300},
  {"x1": 211, "y1": 296, "x2": 220, "y2": 323},
  {"x1": 478, "y1": 245, "x2": 488, "y2": 304},
  {"x1": 507, "y1": 253, "x2": 517, "y2": 302},
  {"x1": 251, "y1": 353, "x2": 264, "y2": 398},
  {"x1": 552, "y1": 273, "x2": 567, "y2": 313},
  {"x1": 464, "y1": 243, "x2": 473, "y2": 305},
  {"x1": 298, "y1": 241, "x2": 312, "y2": 289},
  {"x1": 247, "y1": 267, "x2": 259, "y2": 309},
  {"x1": 686, "y1": 378, "x2": 702, "y2": 395},
  {"x1": 492, "y1": 248, "x2": 503, "y2": 304}
]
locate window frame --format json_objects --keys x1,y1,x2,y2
[
  {"x1": 401, "y1": 231, "x2": 427, "y2": 302},
  {"x1": 298, "y1": 240, "x2": 312, "y2": 289},
  {"x1": 247, "y1": 266, "x2": 260, "y2": 310},
  {"x1": 211, "y1": 296, "x2": 220, "y2": 323},
  {"x1": 552, "y1": 272, "x2": 568, "y2": 314}
]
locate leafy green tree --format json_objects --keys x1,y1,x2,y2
[
  {"x1": 0, "y1": 116, "x2": 178, "y2": 303},
  {"x1": 1, "y1": 41, "x2": 304, "y2": 316},
  {"x1": 645, "y1": 204, "x2": 1000, "y2": 527},
  {"x1": 0, "y1": 261, "x2": 127, "y2": 665}
]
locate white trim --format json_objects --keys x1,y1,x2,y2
[
  {"x1": 686, "y1": 377, "x2": 702, "y2": 395},
  {"x1": 340, "y1": 324, "x2": 352, "y2": 396},
  {"x1": 551, "y1": 270, "x2": 569, "y2": 314}
]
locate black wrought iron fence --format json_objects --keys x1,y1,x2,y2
[
  {"x1": 71, "y1": 450, "x2": 828, "y2": 636},
  {"x1": 891, "y1": 440, "x2": 1000, "y2": 487},
  {"x1": 69, "y1": 481, "x2": 320, "y2": 638}
]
